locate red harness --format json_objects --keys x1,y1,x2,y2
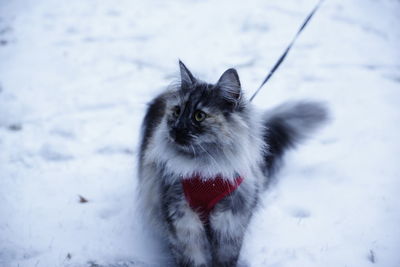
[{"x1": 181, "y1": 175, "x2": 244, "y2": 222}]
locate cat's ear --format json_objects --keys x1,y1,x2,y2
[
  {"x1": 179, "y1": 60, "x2": 196, "y2": 87},
  {"x1": 216, "y1": 68, "x2": 242, "y2": 105}
]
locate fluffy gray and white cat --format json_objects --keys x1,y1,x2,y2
[{"x1": 137, "y1": 61, "x2": 328, "y2": 267}]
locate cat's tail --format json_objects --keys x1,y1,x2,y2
[{"x1": 262, "y1": 101, "x2": 329, "y2": 178}]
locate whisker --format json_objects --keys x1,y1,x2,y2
[
  {"x1": 190, "y1": 144, "x2": 196, "y2": 157},
  {"x1": 198, "y1": 143, "x2": 222, "y2": 170}
]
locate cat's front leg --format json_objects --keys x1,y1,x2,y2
[
  {"x1": 209, "y1": 186, "x2": 257, "y2": 267},
  {"x1": 161, "y1": 181, "x2": 212, "y2": 267}
]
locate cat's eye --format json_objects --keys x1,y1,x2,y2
[
  {"x1": 194, "y1": 110, "x2": 207, "y2": 122},
  {"x1": 172, "y1": 106, "x2": 181, "y2": 117}
]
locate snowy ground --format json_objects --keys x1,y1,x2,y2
[{"x1": 1, "y1": 0, "x2": 400, "y2": 266}]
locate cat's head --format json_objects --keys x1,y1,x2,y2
[{"x1": 164, "y1": 61, "x2": 249, "y2": 157}]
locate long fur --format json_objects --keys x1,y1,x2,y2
[
  {"x1": 137, "y1": 61, "x2": 328, "y2": 267},
  {"x1": 262, "y1": 101, "x2": 329, "y2": 177}
]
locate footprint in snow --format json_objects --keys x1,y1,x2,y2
[
  {"x1": 288, "y1": 207, "x2": 311, "y2": 219},
  {"x1": 40, "y1": 144, "x2": 74, "y2": 161}
]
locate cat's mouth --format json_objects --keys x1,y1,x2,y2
[
  {"x1": 167, "y1": 132, "x2": 198, "y2": 156},
  {"x1": 169, "y1": 129, "x2": 193, "y2": 146},
  {"x1": 171, "y1": 141, "x2": 197, "y2": 157}
]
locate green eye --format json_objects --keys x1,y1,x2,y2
[
  {"x1": 173, "y1": 106, "x2": 181, "y2": 117},
  {"x1": 194, "y1": 110, "x2": 207, "y2": 122}
]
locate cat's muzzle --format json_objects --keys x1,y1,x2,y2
[{"x1": 170, "y1": 127, "x2": 192, "y2": 146}]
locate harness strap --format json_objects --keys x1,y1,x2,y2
[{"x1": 182, "y1": 176, "x2": 244, "y2": 222}]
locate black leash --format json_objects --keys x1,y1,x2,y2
[{"x1": 249, "y1": 0, "x2": 325, "y2": 102}]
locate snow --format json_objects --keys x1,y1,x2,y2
[{"x1": 1, "y1": 0, "x2": 399, "y2": 266}]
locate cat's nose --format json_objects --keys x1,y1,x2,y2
[{"x1": 171, "y1": 127, "x2": 190, "y2": 146}]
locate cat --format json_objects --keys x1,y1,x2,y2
[{"x1": 137, "y1": 60, "x2": 328, "y2": 267}]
